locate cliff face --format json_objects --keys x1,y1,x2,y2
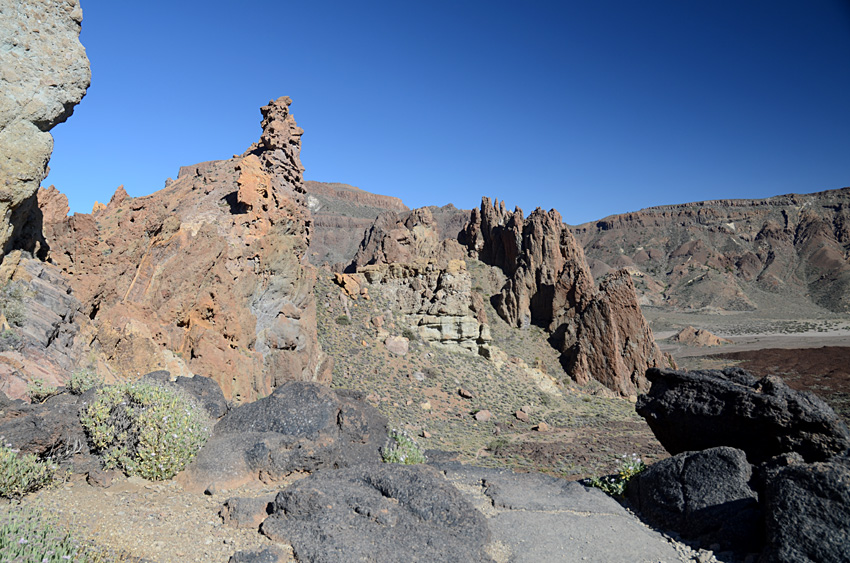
[
  {"x1": 0, "y1": 0, "x2": 90, "y2": 260},
  {"x1": 573, "y1": 188, "x2": 850, "y2": 314},
  {"x1": 42, "y1": 97, "x2": 330, "y2": 402},
  {"x1": 305, "y1": 181, "x2": 408, "y2": 270},
  {"x1": 462, "y1": 198, "x2": 671, "y2": 396}
]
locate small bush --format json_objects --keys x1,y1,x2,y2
[
  {"x1": 0, "y1": 445, "x2": 57, "y2": 499},
  {"x1": 68, "y1": 368, "x2": 102, "y2": 395},
  {"x1": 588, "y1": 453, "x2": 647, "y2": 497},
  {"x1": 401, "y1": 327, "x2": 418, "y2": 341},
  {"x1": 381, "y1": 429, "x2": 426, "y2": 465},
  {"x1": 26, "y1": 378, "x2": 58, "y2": 404},
  {"x1": 79, "y1": 381, "x2": 211, "y2": 480},
  {"x1": 335, "y1": 314, "x2": 351, "y2": 325},
  {"x1": 0, "y1": 281, "x2": 28, "y2": 327},
  {"x1": 0, "y1": 505, "x2": 89, "y2": 561}
]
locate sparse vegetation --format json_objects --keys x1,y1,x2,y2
[
  {"x1": 79, "y1": 381, "x2": 211, "y2": 480},
  {"x1": 0, "y1": 445, "x2": 58, "y2": 499},
  {"x1": 26, "y1": 378, "x2": 58, "y2": 404},
  {"x1": 381, "y1": 429, "x2": 426, "y2": 465},
  {"x1": 588, "y1": 453, "x2": 647, "y2": 497},
  {"x1": 0, "y1": 280, "x2": 29, "y2": 327},
  {"x1": 0, "y1": 505, "x2": 88, "y2": 561},
  {"x1": 68, "y1": 368, "x2": 103, "y2": 395},
  {"x1": 335, "y1": 314, "x2": 351, "y2": 325}
]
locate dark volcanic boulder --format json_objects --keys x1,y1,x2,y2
[
  {"x1": 177, "y1": 381, "x2": 388, "y2": 493},
  {"x1": 142, "y1": 371, "x2": 229, "y2": 421},
  {"x1": 261, "y1": 463, "x2": 492, "y2": 563},
  {"x1": 627, "y1": 447, "x2": 761, "y2": 553},
  {"x1": 0, "y1": 390, "x2": 92, "y2": 461},
  {"x1": 761, "y1": 451, "x2": 850, "y2": 563},
  {"x1": 636, "y1": 367, "x2": 850, "y2": 463}
]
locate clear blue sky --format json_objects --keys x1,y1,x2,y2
[{"x1": 47, "y1": 1, "x2": 850, "y2": 225}]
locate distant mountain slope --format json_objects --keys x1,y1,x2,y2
[
  {"x1": 572, "y1": 187, "x2": 850, "y2": 314},
  {"x1": 304, "y1": 181, "x2": 408, "y2": 268}
]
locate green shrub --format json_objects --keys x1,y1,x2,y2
[
  {"x1": 68, "y1": 368, "x2": 102, "y2": 395},
  {"x1": 0, "y1": 505, "x2": 89, "y2": 561},
  {"x1": 335, "y1": 314, "x2": 351, "y2": 325},
  {"x1": 381, "y1": 429, "x2": 426, "y2": 465},
  {"x1": 0, "y1": 329, "x2": 20, "y2": 352},
  {"x1": 26, "y1": 378, "x2": 58, "y2": 404},
  {"x1": 588, "y1": 453, "x2": 647, "y2": 497},
  {"x1": 401, "y1": 327, "x2": 418, "y2": 341},
  {"x1": 0, "y1": 445, "x2": 58, "y2": 499},
  {"x1": 0, "y1": 281, "x2": 28, "y2": 327},
  {"x1": 79, "y1": 381, "x2": 211, "y2": 480}
]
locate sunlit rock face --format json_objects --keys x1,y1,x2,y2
[
  {"x1": 0, "y1": 0, "x2": 90, "y2": 260},
  {"x1": 42, "y1": 97, "x2": 331, "y2": 402},
  {"x1": 462, "y1": 197, "x2": 672, "y2": 396}
]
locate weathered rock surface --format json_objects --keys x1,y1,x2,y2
[
  {"x1": 637, "y1": 367, "x2": 850, "y2": 463},
  {"x1": 626, "y1": 447, "x2": 762, "y2": 553},
  {"x1": 350, "y1": 208, "x2": 492, "y2": 354},
  {"x1": 177, "y1": 382, "x2": 388, "y2": 493},
  {"x1": 305, "y1": 180, "x2": 408, "y2": 269},
  {"x1": 41, "y1": 97, "x2": 330, "y2": 401},
  {"x1": 260, "y1": 463, "x2": 492, "y2": 563},
  {"x1": 670, "y1": 326, "x2": 732, "y2": 347},
  {"x1": 461, "y1": 197, "x2": 671, "y2": 395},
  {"x1": 0, "y1": 0, "x2": 90, "y2": 258},
  {"x1": 574, "y1": 187, "x2": 850, "y2": 313},
  {"x1": 761, "y1": 450, "x2": 850, "y2": 563}
]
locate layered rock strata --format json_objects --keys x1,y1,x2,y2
[
  {"x1": 574, "y1": 187, "x2": 850, "y2": 313},
  {"x1": 348, "y1": 208, "x2": 491, "y2": 353},
  {"x1": 461, "y1": 197, "x2": 670, "y2": 395},
  {"x1": 41, "y1": 97, "x2": 329, "y2": 401},
  {"x1": 0, "y1": 0, "x2": 90, "y2": 259}
]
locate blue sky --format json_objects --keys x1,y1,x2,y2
[{"x1": 47, "y1": 1, "x2": 850, "y2": 225}]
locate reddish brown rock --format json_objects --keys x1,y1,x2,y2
[
  {"x1": 462, "y1": 198, "x2": 671, "y2": 396},
  {"x1": 573, "y1": 187, "x2": 850, "y2": 314},
  {"x1": 671, "y1": 326, "x2": 732, "y2": 347},
  {"x1": 41, "y1": 97, "x2": 330, "y2": 402}
]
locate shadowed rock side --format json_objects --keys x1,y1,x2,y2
[
  {"x1": 41, "y1": 97, "x2": 330, "y2": 401},
  {"x1": 0, "y1": 0, "x2": 90, "y2": 259},
  {"x1": 573, "y1": 187, "x2": 850, "y2": 313},
  {"x1": 637, "y1": 367, "x2": 850, "y2": 464},
  {"x1": 461, "y1": 197, "x2": 671, "y2": 396}
]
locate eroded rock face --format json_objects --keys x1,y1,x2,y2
[
  {"x1": 670, "y1": 326, "x2": 731, "y2": 347},
  {"x1": 350, "y1": 208, "x2": 491, "y2": 353},
  {"x1": 636, "y1": 367, "x2": 850, "y2": 463},
  {"x1": 42, "y1": 97, "x2": 330, "y2": 401},
  {"x1": 574, "y1": 188, "x2": 850, "y2": 313},
  {"x1": 462, "y1": 197, "x2": 670, "y2": 396},
  {"x1": 0, "y1": 0, "x2": 90, "y2": 258}
]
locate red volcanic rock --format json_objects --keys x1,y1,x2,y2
[
  {"x1": 41, "y1": 97, "x2": 330, "y2": 402},
  {"x1": 463, "y1": 198, "x2": 671, "y2": 396}
]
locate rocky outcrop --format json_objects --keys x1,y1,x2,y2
[
  {"x1": 305, "y1": 180, "x2": 408, "y2": 269},
  {"x1": 41, "y1": 97, "x2": 330, "y2": 401},
  {"x1": 636, "y1": 367, "x2": 850, "y2": 463},
  {"x1": 626, "y1": 447, "x2": 762, "y2": 553},
  {"x1": 462, "y1": 197, "x2": 670, "y2": 396},
  {"x1": 260, "y1": 463, "x2": 492, "y2": 563},
  {"x1": 670, "y1": 326, "x2": 731, "y2": 347},
  {"x1": 0, "y1": 0, "x2": 90, "y2": 259},
  {"x1": 761, "y1": 451, "x2": 850, "y2": 563},
  {"x1": 349, "y1": 208, "x2": 492, "y2": 353},
  {"x1": 177, "y1": 382, "x2": 388, "y2": 493},
  {"x1": 574, "y1": 187, "x2": 850, "y2": 314}
]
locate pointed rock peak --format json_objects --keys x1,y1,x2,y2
[{"x1": 109, "y1": 185, "x2": 129, "y2": 208}]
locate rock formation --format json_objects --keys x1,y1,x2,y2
[
  {"x1": 348, "y1": 208, "x2": 492, "y2": 354},
  {"x1": 305, "y1": 180, "x2": 408, "y2": 269},
  {"x1": 670, "y1": 326, "x2": 732, "y2": 347},
  {"x1": 41, "y1": 97, "x2": 330, "y2": 401},
  {"x1": 636, "y1": 367, "x2": 850, "y2": 463},
  {"x1": 574, "y1": 187, "x2": 850, "y2": 313},
  {"x1": 0, "y1": 0, "x2": 90, "y2": 259},
  {"x1": 462, "y1": 197, "x2": 671, "y2": 396}
]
